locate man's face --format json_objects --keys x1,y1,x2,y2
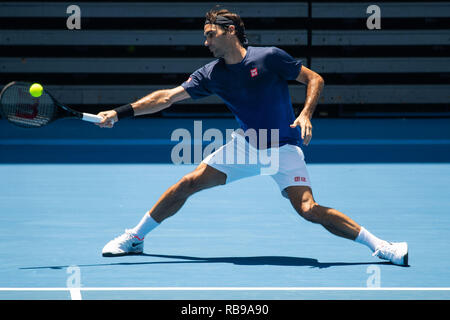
[{"x1": 203, "y1": 24, "x2": 231, "y2": 58}]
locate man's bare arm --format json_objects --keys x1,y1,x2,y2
[
  {"x1": 97, "y1": 86, "x2": 190, "y2": 128},
  {"x1": 132, "y1": 86, "x2": 190, "y2": 116},
  {"x1": 290, "y1": 66, "x2": 324, "y2": 145},
  {"x1": 296, "y1": 66, "x2": 324, "y2": 119}
]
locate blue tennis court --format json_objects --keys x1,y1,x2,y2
[{"x1": 0, "y1": 118, "x2": 449, "y2": 300}]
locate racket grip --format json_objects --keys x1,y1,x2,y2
[{"x1": 82, "y1": 113, "x2": 103, "y2": 123}]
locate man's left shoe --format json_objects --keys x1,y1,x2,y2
[{"x1": 373, "y1": 242, "x2": 408, "y2": 266}]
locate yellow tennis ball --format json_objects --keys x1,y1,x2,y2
[{"x1": 29, "y1": 83, "x2": 43, "y2": 98}]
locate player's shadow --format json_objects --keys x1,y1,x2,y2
[
  {"x1": 20, "y1": 253, "x2": 394, "y2": 270},
  {"x1": 141, "y1": 253, "x2": 394, "y2": 268}
]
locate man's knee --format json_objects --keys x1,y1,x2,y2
[
  {"x1": 296, "y1": 200, "x2": 323, "y2": 224},
  {"x1": 286, "y1": 186, "x2": 322, "y2": 223},
  {"x1": 176, "y1": 175, "x2": 198, "y2": 196}
]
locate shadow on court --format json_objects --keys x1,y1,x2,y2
[{"x1": 19, "y1": 253, "x2": 393, "y2": 270}]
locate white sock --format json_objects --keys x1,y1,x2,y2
[
  {"x1": 355, "y1": 227, "x2": 387, "y2": 252},
  {"x1": 131, "y1": 212, "x2": 159, "y2": 240}
]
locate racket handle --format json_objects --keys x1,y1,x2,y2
[{"x1": 81, "y1": 113, "x2": 103, "y2": 123}]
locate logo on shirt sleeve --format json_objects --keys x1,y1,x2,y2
[
  {"x1": 187, "y1": 77, "x2": 192, "y2": 82},
  {"x1": 250, "y1": 68, "x2": 258, "y2": 78}
]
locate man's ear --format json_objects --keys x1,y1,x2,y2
[{"x1": 227, "y1": 25, "x2": 236, "y2": 35}]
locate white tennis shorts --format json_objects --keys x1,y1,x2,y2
[{"x1": 202, "y1": 132, "x2": 311, "y2": 198}]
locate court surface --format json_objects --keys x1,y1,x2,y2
[{"x1": 0, "y1": 118, "x2": 449, "y2": 300}]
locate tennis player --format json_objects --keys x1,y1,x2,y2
[{"x1": 98, "y1": 9, "x2": 408, "y2": 265}]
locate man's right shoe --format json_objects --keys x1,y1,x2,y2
[{"x1": 102, "y1": 229, "x2": 144, "y2": 257}]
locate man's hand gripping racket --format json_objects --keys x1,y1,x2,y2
[{"x1": 96, "y1": 110, "x2": 118, "y2": 128}]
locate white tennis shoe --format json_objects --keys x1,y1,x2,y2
[
  {"x1": 102, "y1": 229, "x2": 144, "y2": 257},
  {"x1": 373, "y1": 242, "x2": 408, "y2": 266}
]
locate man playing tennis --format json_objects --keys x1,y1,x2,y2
[{"x1": 98, "y1": 9, "x2": 408, "y2": 265}]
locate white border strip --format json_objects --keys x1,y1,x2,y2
[{"x1": 1, "y1": 287, "x2": 450, "y2": 291}]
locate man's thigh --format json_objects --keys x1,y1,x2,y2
[
  {"x1": 201, "y1": 133, "x2": 261, "y2": 184},
  {"x1": 270, "y1": 144, "x2": 312, "y2": 198},
  {"x1": 184, "y1": 162, "x2": 227, "y2": 190}
]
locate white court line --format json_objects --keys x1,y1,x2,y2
[
  {"x1": 69, "y1": 288, "x2": 82, "y2": 300},
  {"x1": 1, "y1": 287, "x2": 450, "y2": 291}
]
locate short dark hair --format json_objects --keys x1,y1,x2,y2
[{"x1": 205, "y1": 8, "x2": 248, "y2": 47}]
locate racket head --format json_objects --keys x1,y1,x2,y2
[{"x1": 0, "y1": 81, "x2": 79, "y2": 128}]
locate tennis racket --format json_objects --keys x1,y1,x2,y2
[{"x1": 0, "y1": 81, "x2": 103, "y2": 128}]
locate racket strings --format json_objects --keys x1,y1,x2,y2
[{"x1": 1, "y1": 85, "x2": 58, "y2": 128}]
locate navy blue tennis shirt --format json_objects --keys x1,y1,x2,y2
[{"x1": 181, "y1": 46, "x2": 303, "y2": 148}]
